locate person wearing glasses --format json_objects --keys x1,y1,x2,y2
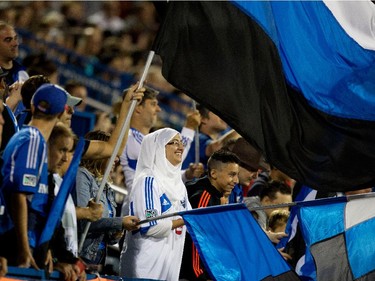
[{"x1": 120, "y1": 128, "x2": 191, "y2": 281}]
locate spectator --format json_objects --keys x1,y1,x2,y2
[
  {"x1": 14, "y1": 4, "x2": 34, "y2": 30},
  {"x1": 0, "y1": 74, "x2": 78, "y2": 152},
  {"x1": 0, "y1": 84, "x2": 67, "y2": 268},
  {"x1": 64, "y1": 80, "x2": 88, "y2": 112},
  {"x1": 0, "y1": 21, "x2": 29, "y2": 117},
  {"x1": 58, "y1": 130, "x2": 104, "y2": 226},
  {"x1": 223, "y1": 137, "x2": 270, "y2": 204},
  {"x1": 120, "y1": 128, "x2": 191, "y2": 280},
  {"x1": 24, "y1": 54, "x2": 59, "y2": 84},
  {"x1": 119, "y1": 84, "x2": 200, "y2": 216},
  {"x1": 60, "y1": 2, "x2": 86, "y2": 29},
  {"x1": 244, "y1": 181, "x2": 293, "y2": 260},
  {"x1": 0, "y1": 81, "x2": 8, "y2": 278},
  {"x1": 93, "y1": 111, "x2": 113, "y2": 134},
  {"x1": 87, "y1": 2, "x2": 125, "y2": 36},
  {"x1": 244, "y1": 180, "x2": 292, "y2": 248},
  {"x1": 74, "y1": 25, "x2": 103, "y2": 76},
  {"x1": 47, "y1": 123, "x2": 87, "y2": 281},
  {"x1": 17, "y1": 75, "x2": 51, "y2": 130},
  {"x1": 180, "y1": 149, "x2": 240, "y2": 280},
  {"x1": 268, "y1": 209, "x2": 290, "y2": 234},
  {"x1": 182, "y1": 104, "x2": 240, "y2": 170},
  {"x1": 0, "y1": 66, "x2": 18, "y2": 153},
  {"x1": 247, "y1": 166, "x2": 296, "y2": 197},
  {"x1": 76, "y1": 130, "x2": 139, "y2": 270},
  {"x1": 48, "y1": 123, "x2": 78, "y2": 256},
  {"x1": 60, "y1": 82, "x2": 144, "y2": 161},
  {"x1": 0, "y1": 21, "x2": 28, "y2": 86}
]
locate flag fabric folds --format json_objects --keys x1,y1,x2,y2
[
  {"x1": 182, "y1": 204, "x2": 300, "y2": 281},
  {"x1": 152, "y1": 1, "x2": 375, "y2": 192},
  {"x1": 235, "y1": 1, "x2": 375, "y2": 120},
  {"x1": 297, "y1": 194, "x2": 375, "y2": 280}
]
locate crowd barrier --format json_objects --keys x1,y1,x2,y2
[{"x1": 4, "y1": 266, "x2": 162, "y2": 281}]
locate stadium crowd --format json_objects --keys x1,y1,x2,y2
[{"x1": 0, "y1": 2, "x2": 347, "y2": 281}]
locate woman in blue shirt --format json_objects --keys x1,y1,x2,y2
[{"x1": 75, "y1": 130, "x2": 139, "y2": 268}]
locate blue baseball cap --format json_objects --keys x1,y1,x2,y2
[{"x1": 31, "y1": 84, "x2": 68, "y2": 115}]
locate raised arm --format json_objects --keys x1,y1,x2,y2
[
  {"x1": 205, "y1": 129, "x2": 240, "y2": 157},
  {"x1": 83, "y1": 83, "x2": 144, "y2": 160}
]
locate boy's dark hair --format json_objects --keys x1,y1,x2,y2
[
  {"x1": 21, "y1": 75, "x2": 50, "y2": 109},
  {"x1": 196, "y1": 104, "x2": 209, "y2": 119},
  {"x1": 259, "y1": 180, "x2": 291, "y2": 201},
  {"x1": 207, "y1": 149, "x2": 240, "y2": 177}
]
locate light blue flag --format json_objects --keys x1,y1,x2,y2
[{"x1": 182, "y1": 204, "x2": 300, "y2": 281}]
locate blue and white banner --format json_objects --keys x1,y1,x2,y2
[
  {"x1": 298, "y1": 194, "x2": 375, "y2": 280},
  {"x1": 234, "y1": 0, "x2": 375, "y2": 120},
  {"x1": 152, "y1": 0, "x2": 375, "y2": 192}
]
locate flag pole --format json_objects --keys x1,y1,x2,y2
[
  {"x1": 136, "y1": 192, "x2": 375, "y2": 225},
  {"x1": 137, "y1": 202, "x2": 298, "y2": 225},
  {"x1": 78, "y1": 51, "x2": 155, "y2": 253},
  {"x1": 192, "y1": 101, "x2": 200, "y2": 164}
]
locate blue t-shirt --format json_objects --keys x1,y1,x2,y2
[
  {"x1": 228, "y1": 184, "x2": 244, "y2": 204},
  {"x1": 1, "y1": 126, "x2": 49, "y2": 247},
  {"x1": 0, "y1": 191, "x2": 13, "y2": 234}
]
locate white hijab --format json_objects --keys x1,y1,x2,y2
[{"x1": 133, "y1": 128, "x2": 186, "y2": 205}]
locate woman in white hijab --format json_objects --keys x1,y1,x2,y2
[{"x1": 120, "y1": 128, "x2": 191, "y2": 280}]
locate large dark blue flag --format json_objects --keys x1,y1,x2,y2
[
  {"x1": 182, "y1": 204, "x2": 300, "y2": 281},
  {"x1": 152, "y1": 1, "x2": 375, "y2": 192}
]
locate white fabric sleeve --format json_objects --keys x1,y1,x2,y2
[
  {"x1": 146, "y1": 220, "x2": 173, "y2": 238},
  {"x1": 181, "y1": 127, "x2": 195, "y2": 161},
  {"x1": 181, "y1": 169, "x2": 188, "y2": 183},
  {"x1": 181, "y1": 127, "x2": 195, "y2": 140}
]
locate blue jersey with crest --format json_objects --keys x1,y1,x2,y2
[{"x1": 1, "y1": 126, "x2": 49, "y2": 247}]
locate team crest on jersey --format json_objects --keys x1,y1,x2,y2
[
  {"x1": 145, "y1": 209, "x2": 157, "y2": 218},
  {"x1": 23, "y1": 174, "x2": 37, "y2": 187},
  {"x1": 160, "y1": 194, "x2": 172, "y2": 213},
  {"x1": 180, "y1": 198, "x2": 186, "y2": 208}
]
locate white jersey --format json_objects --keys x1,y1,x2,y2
[
  {"x1": 120, "y1": 127, "x2": 194, "y2": 216},
  {"x1": 53, "y1": 173, "x2": 78, "y2": 257},
  {"x1": 119, "y1": 175, "x2": 191, "y2": 281}
]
